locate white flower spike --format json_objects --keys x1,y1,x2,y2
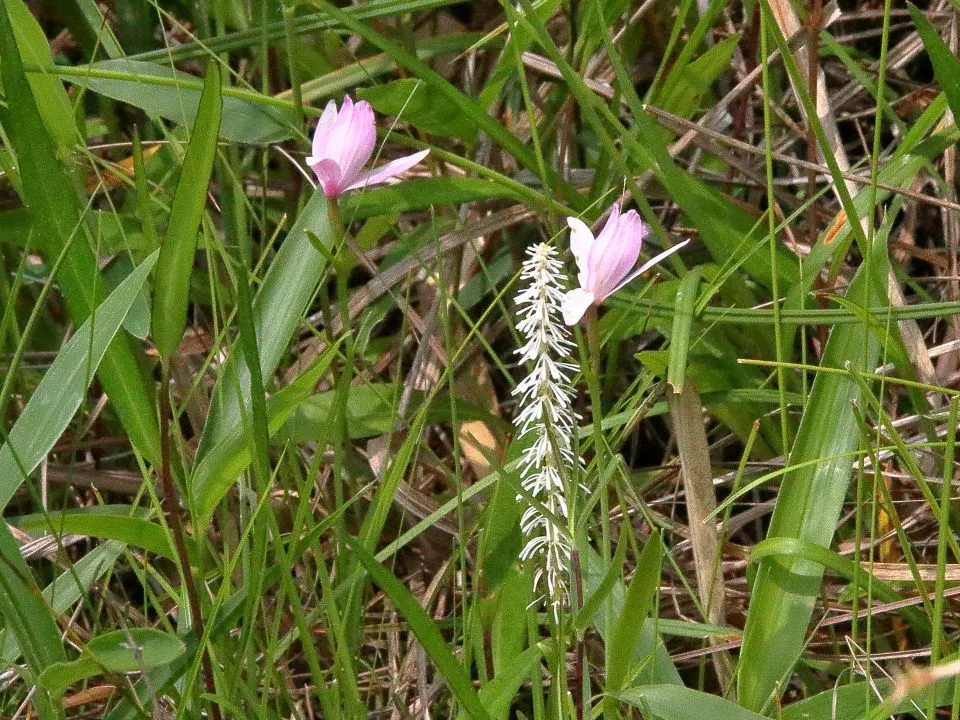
[{"x1": 512, "y1": 243, "x2": 583, "y2": 620}]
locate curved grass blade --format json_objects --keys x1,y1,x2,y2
[
  {"x1": 12, "y1": 506, "x2": 174, "y2": 559},
  {"x1": 152, "y1": 63, "x2": 222, "y2": 358},
  {"x1": 348, "y1": 537, "x2": 492, "y2": 720},
  {"x1": 0, "y1": 251, "x2": 158, "y2": 509}
]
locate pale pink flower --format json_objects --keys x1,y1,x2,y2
[
  {"x1": 561, "y1": 204, "x2": 689, "y2": 325},
  {"x1": 306, "y1": 95, "x2": 429, "y2": 198}
]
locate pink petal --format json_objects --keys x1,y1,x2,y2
[
  {"x1": 336, "y1": 100, "x2": 377, "y2": 188},
  {"x1": 566, "y1": 216, "x2": 595, "y2": 289},
  {"x1": 310, "y1": 99, "x2": 339, "y2": 162},
  {"x1": 326, "y1": 95, "x2": 357, "y2": 170},
  {"x1": 610, "y1": 239, "x2": 690, "y2": 296},
  {"x1": 310, "y1": 158, "x2": 344, "y2": 198},
  {"x1": 561, "y1": 288, "x2": 596, "y2": 326},
  {"x1": 591, "y1": 209, "x2": 645, "y2": 300},
  {"x1": 344, "y1": 149, "x2": 430, "y2": 192}
]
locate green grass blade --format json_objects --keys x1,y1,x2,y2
[
  {"x1": 908, "y1": 3, "x2": 960, "y2": 118},
  {"x1": 605, "y1": 529, "x2": 663, "y2": 693},
  {"x1": 0, "y1": 520, "x2": 66, "y2": 719},
  {"x1": 13, "y1": 506, "x2": 174, "y2": 559},
  {"x1": 0, "y1": 251, "x2": 158, "y2": 509},
  {"x1": 736, "y1": 251, "x2": 886, "y2": 711},
  {"x1": 0, "y1": 0, "x2": 159, "y2": 463},
  {"x1": 152, "y1": 63, "x2": 222, "y2": 358},
  {"x1": 193, "y1": 192, "x2": 334, "y2": 482},
  {"x1": 348, "y1": 537, "x2": 492, "y2": 720},
  {"x1": 618, "y1": 685, "x2": 768, "y2": 720},
  {"x1": 667, "y1": 268, "x2": 702, "y2": 394}
]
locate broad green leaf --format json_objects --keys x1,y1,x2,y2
[
  {"x1": 737, "y1": 250, "x2": 886, "y2": 711},
  {"x1": 40, "y1": 629, "x2": 185, "y2": 695},
  {"x1": 191, "y1": 340, "x2": 343, "y2": 525},
  {"x1": 908, "y1": 4, "x2": 960, "y2": 119},
  {"x1": 474, "y1": 646, "x2": 542, "y2": 719},
  {"x1": 580, "y1": 543, "x2": 682, "y2": 686},
  {"x1": 0, "y1": 251, "x2": 158, "y2": 510},
  {"x1": 348, "y1": 538, "x2": 492, "y2": 720},
  {"x1": 781, "y1": 675, "x2": 958, "y2": 720},
  {"x1": 0, "y1": 521, "x2": 66, "y2": 718},
  {"x1": 618, "y1": 685, "x2": 768, "y2": 720},
  {"x1": 283, "y1": 382, "x2": 507, "y2": 445},
  {"x1": 0, "y1": 0, "x2": 159, "y2": 464},
  {"x1": 358, "y1": 78, "x2": 477, "y2": 138},
  {"x1": 152, "y1": 63, "x2": 222, "y2": 358},
  {"x1": 13, "y1": 506, "x2": 174, "y2": 559},
  {"x1": 61, "y1": 59, "x2": 297, "y2": 144},
  {"x1": 194, "y1": 192, "x2": 334, "y2": 487},
  {"x1": 0, "y1": 542, "x2": 124, "y2": 664}
]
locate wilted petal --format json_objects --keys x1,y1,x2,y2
[
  {"x1": 560, "y1": 288, "x2": 595, "y2": 325},
  {"x1": 345, "y1": 149, "x2": 430, "y2": 192}
]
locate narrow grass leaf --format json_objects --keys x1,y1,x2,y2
[
  {"x1": 0, "y1": 520, "x2": 66, "y2": 718},
  {"x1": 908, "y1": 4, "x2": 960, "y2": 118},
  {"x1": 737, "y1": 252, "x2": 885, "y2": 711},
  {"x1": 13, "y1": 506, "x2": 174, "y2": 559},
  {"x1": 667, "y1": 267, "x2": 702, "y2": 394},
  {"x1": 348, "y1": 538, "x2": 492, "y2": 720},
  {"x1": 606, "y1": 529, "x2": 663, "y2": 692},
  {"x1": 152, "y1": 63, "x2": 222, "y2": 358},
  {"x1": 0, "y1": 0, "x2": 159, "y2": 463},
  {"x1": 0, "y1": 251, "x2": 158, "y2": 510},
  {"x1": 341, "y1": 178, "x2": 522, "y2": 219}
]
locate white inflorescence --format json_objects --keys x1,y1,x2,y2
[{"x1": 512, "y1": 243, "x2": 581, "y2": 619}]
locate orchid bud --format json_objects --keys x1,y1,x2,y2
[
  {"x1": 561, "y1": 203, "x2": 689, "y2": 325},
  {"x1": 306, "y1": 95, "x2": 429, "y2": 198}
]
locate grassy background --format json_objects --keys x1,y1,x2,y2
[{"x1": 2, "y1": 0, "x2": 960, "y2": 717}]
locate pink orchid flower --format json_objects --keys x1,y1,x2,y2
[
  {"x1": 561, "y1": 203, "x2": 689, "y2": 325},
  {"x1": 306, "y1": 95, "x2": 430, "y2": 198}
]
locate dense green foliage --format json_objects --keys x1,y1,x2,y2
[{"x1": 1, "y1": 0, "x2": 960, "y2": 717}]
